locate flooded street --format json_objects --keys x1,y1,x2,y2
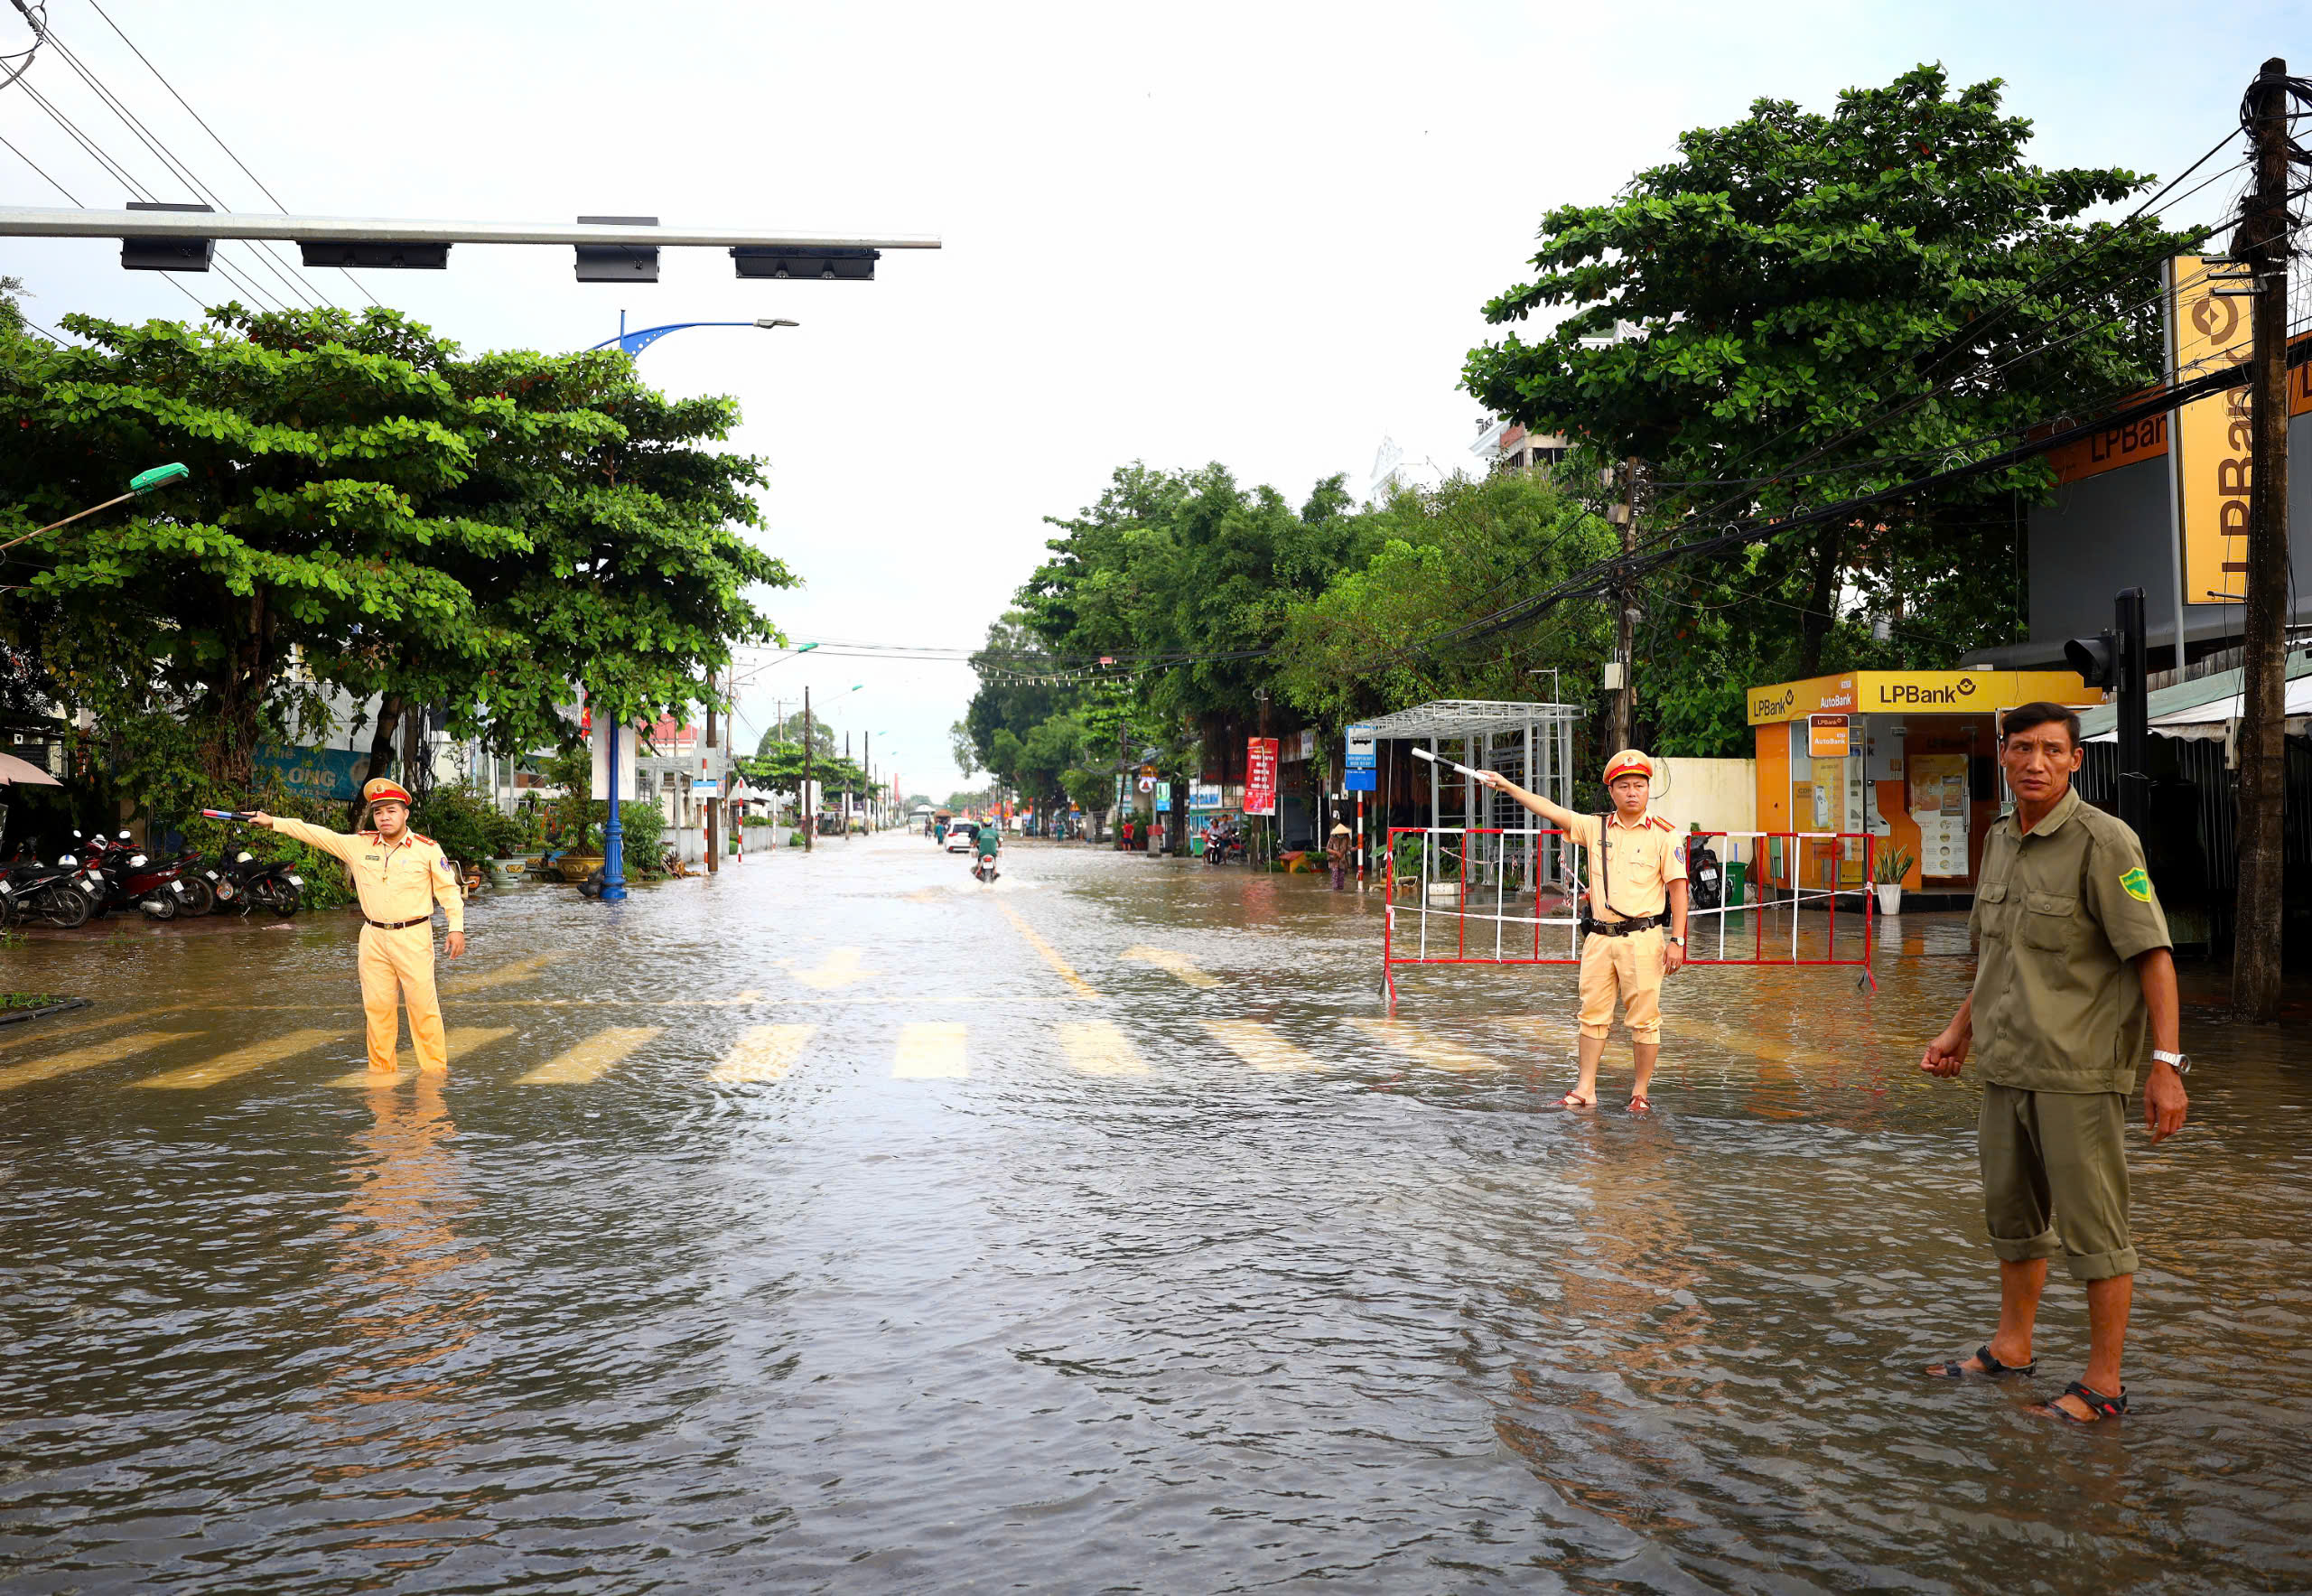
[{"x1": 5, "y1": 833, "x2": 2309, "y2": 1592}]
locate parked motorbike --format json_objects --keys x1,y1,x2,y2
[
  {"x1": 0, "y1": 850, "x2": 100, "y2": 929},
  {"x1": 81, "y1": 830, "x2": 211, "y2": 919},
  {"x1": 220, "y1": 842, "x2": 303, "y2": 917}
]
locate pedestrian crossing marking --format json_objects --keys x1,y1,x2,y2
[
  {"x1": 893, "y1": 1021, "x2": 967, "y2": 1078},
  {"x1": 711, "y1": 1024, "x2": 815, "y2": 1083},
  {"x1": 1202, "y1": 1019, "x2": 1324, "y2": 1072},
  {"x1": 516, "y1": 1026, "x2": 664, "y2": 1085},
  {"x1": 325, "y1": 1026, "x2": 518, "y2": 1087},
  {"x1": 0, "y1": 1011, "x2": 131, "y2": 1053},
  {"x1": 135, "y1": 1028, "x2": 341, "y2": 1089},
  {"x1": 1351, "y1": 1018, "x2": 1501, "y2": 1071},
  {"x1": 733, "y1": 989, "x2": 763, "y2": 1003},
  {"x1": 440, "y1": 950, "x2": 572, "y2": 995},
  {"x1": 1059, "y1": 1019, "x2": 1146, "y2": 1076},
  {"x1": 1000, "y1": 904, "x2": 1100, "y2": 998},
  {"x1": 796, "y1": 948, "x2": 866, "y2": 990},
  {"x1": 0, "y1": 1031, "x2": 202, "y2": 1092},
  {"x1": 1123, "y1": 946, "x2": 1217, "y2": 988}
]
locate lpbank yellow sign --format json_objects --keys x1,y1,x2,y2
[{"x1": 1748, "y1": 670, "x2": 2096, "y2": 725}]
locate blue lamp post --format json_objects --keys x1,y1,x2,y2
[{"x1": 586, "y1": 315, "x2": 797, "y2": 902}]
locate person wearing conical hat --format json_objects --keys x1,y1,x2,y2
[
  {"x1": 1478, "y1": 749, "x2": 1689, "y2": 1112},
  {"x1": 1327, "y1": 821, "x2": 1353, "y2": 891},
  {"x1": 250, "y1": 775, "x2": 466, "y2": 1075}
]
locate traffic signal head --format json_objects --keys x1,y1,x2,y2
[{"x1": 2065, "y1": 630, "x2": 2119, "y2": 689}]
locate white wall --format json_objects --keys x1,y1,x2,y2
[{"x1": 1654, "y1": 757, "x2": 1757, "y2": 863}]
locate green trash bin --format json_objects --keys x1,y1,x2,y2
[{"x1": 1724, "y1": 859, "x2": 1747, "y2": 923}]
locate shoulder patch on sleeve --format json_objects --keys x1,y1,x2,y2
[{"x1": 2120, "y1": 865, "x2": 2153, "y2": 902}]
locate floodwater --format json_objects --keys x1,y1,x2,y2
[{"x1": 3, "y1": 833, "x2": 2308, "y2": 1592}]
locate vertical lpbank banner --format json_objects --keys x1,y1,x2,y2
[
  {"x1": 2168, "y1": 254, "x2": 2251, "y2": 605},
  {"x1": 1245, "y1": 738, "x2": 1279, "y2": 817}
]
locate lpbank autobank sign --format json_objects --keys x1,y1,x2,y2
[{"x1": 1748, "y1": 670, "x2": 2097, "y2": 726}]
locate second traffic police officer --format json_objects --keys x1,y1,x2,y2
[
  {"x1": 1480, "y1": 749, "x2": 1690, "y2": 1111},
  {"x1": 251, "y1": 777, "x2": 467, "y2": 1074}
]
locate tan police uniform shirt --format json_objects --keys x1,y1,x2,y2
[
  {"x1": 1968, "y1": 786, "x2": 2169, "y2": 1096},
  {"x1": 269, "y1": 818, "x2": 465, "y2": 934},
  {"x1": 1562, "y1": 810, "x2": 1684, "y2": 921}
]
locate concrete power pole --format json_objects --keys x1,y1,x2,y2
[
  {"x1": 802, "y1": 686, "x2": 815, "y2": 854},
  {"x1": 703, "y1": 670, "x2": 719, "y2": 875},
  {"x1": 2232, "y1": 56, "x2": 2295, "y2": 1022},
  {"x1": 1608, "y1": 457, "x2": 1640, "y2": 755}
]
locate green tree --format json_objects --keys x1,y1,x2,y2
[
  {"x1": 1463, "y1": 64, "x2": 2190, "y2": 738},
  {"x1": 0, "y1": 303, "x2": 790, "y2": 808}
]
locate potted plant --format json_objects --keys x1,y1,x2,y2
[{"x1": 1872, "y1": 844, "x2": 1914, "y2": 915}]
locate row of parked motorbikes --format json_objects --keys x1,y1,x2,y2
[{"x1": 0, "y1": 826, "x2": 305, "y2": 929}]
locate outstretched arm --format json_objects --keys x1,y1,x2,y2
[
  {"x1": 249, "y1": 812, "x2": 361, "y2": 865},
  {"x1": 1476, "y1": 770, "x2": 1583, "y2": 831}
]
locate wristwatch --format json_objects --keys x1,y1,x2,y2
[
  {"x1": 2151, "y1": 1049, "x2": 2190, "y2": 1075},
  {"x1": 1666, "y1": 934, "x2": 1685, "y2": 946}
]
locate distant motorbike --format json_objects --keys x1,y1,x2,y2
[
  {"x1": 972, "y1": 854, "x2": 999, "y2": 884},
  {"x1": 83, "y1": 831, "x2": 212, "y2": 919},
  {"x1": 0, "y1": 852, "x2": 98, "y2": 929}
]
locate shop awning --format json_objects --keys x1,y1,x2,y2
[
  {"x1": 1360, "y1": 698, "x2": 1584, "y2": 740},
  {"x1": 2080, "y1": 649, "x2": 2312, "y2": 742}
]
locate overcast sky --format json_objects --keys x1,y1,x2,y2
[{"x1": 1, "y1": 1, "x2": 2289, "y2": 798}]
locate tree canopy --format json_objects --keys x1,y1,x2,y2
[
  {"x1": 0, "y1": 302, "x2": 792, "y2": 805},
  {"x1": 1462, "y1": 64, "x2": 2191, "y2": 711}
]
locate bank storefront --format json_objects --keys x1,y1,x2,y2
[{"x1": 1746, "y1": 668, "x2": 2098, "y2": 898}]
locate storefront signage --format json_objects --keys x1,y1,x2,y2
[
  {"x1": 1245, "y1": 737, "x2": 1279, "y2": 817},
  {"x1": 1189, "y1": 783, "x2": 1224, "y2": 811},
  {"x1": 254, "y1": 743, "x2": 368, "y2": 802},
  {"x1": 1748, "y1": 670, "x2": 2097, "y2": 725},
  {"x1": 1807, "y1": 714, "x2": 1850, "y2": 757},
  {"x1": 1154, "y1": 781, "x2": 1172, "y2": 813},
  {"x1": 2168, "y1": 255, "x2": 2251, "y2": 605}
]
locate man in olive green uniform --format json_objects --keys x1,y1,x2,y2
[
  {"x1": 1481, "y1": 749, "x2": 1689, "y2": 1112},
  {"x1": 1920, "y1": 702, "x2": 2188, "y2": 1423}
]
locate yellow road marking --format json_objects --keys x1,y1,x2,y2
[
  {"x1": 711, "y1": 1023, "x2": 815, "y2": 1083},
  {"x1": 325, "y1": 1026, "x2": 518, "y2": 1087},
  {"x1": 1123, "y1": 946, "x2": 1217, "y2": 988},
  {"x1": 440, "y1": 950, "x2": 572, "y2": 994},
  {"x1": 796, "y1": 948, "x2": 866, "y2": 990},
  {"x1": 0, "y1": 1011, "x2": 128, "y2": 1051},
  {"x1": 135, "y1": 1028, "x2": 341, "y2": 1089},
  {"x1": 893, "y1": 1022, "x2": 966, "y2": 1079},
  {"x1": 1202, "y1": 1019, "x2": 1325, "y2": 1073},
  {"x1": 516, "y1": 1026, "x2": 663, "y2": 1085},
  {"x1": 1351, "y1": 1017, "x2": 1501, "y2": 1071},
  {"x1": 1059, "y1": 1019, "x2": 1146, "y2": 1076},
  {"x1": 0, "y1": 1031, "x2": 201, "y2": 1092},
  {"x1": 999, "y1": 904, "x2": 1099, "y2": 998}
]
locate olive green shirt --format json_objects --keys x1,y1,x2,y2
[{"x1": 1969, "y1": 786, "x2": 2171, "y2": 1095}]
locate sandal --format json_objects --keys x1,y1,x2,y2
[
  {"x1": 2037, "y1": 1380, "x2": 2127, "y2": 1423},
  {"x1": 1627, "y1": 1095, "x2": 1651, "y2": 1114},
  {"x1": 1927, "y1": 1343, "x2": 2036, "y2": 1379},
  {"x1": 1554, "y1": 1092, "x2": 1594, "y2": 1108}
]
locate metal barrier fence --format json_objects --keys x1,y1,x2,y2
[{"x1": 1381, "y1": 825, "x2": 1878, "y2": 1007}]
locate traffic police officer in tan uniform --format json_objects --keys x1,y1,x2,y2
[
  {"x1": 1920, "y1": 702, "x2": 2186, "y2": 1423},
  {"x1": 252, "y1": 777, "x2": 467, "y2": 1074},
  {"x1": 1481, "y1": 749, "x2": 1689, "y2": 1111}
]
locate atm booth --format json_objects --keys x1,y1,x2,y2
[{"x1": 1746, "y1": 668, "x2": 2100, "y2": 901}]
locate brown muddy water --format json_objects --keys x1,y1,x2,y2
[{"x1": 3, "y1": 833, "x2": 2307, "y2": 1591}]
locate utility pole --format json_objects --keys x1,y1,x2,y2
[
  {"x1": 1608, "y1": 457, "x2": 1639, "y2": 755},
  {"x1": 802, "y1": 686, "x2": 815, "y2": 854},
  {"x1": 844, "y1": 732, "x2": 854, "y2": 841},
  {"x1": 2233, "y1": 57, "x2": 2294, "y2": 1022},
  {"x1": 704, "y1": 669, "x2": 719, "y2": 875}
]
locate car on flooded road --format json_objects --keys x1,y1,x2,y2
[{"x1": 945, "y1": 822, "x2": 981, "y2": 854}]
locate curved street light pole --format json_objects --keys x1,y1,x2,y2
[{"x1": 593, "y1": 318, "x2": 797, "y2": 902}]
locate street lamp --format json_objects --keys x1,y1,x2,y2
[
  {"x1": 0, "y1": 462, "x2": 189, "y2": 558},
  {"x1": 591, "y1": 325, "x2": 797, "y2": 903},
  {"x1": 591, "y1": 313, "x2": 799, "y2": 359}
]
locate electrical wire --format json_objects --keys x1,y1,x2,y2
[
  {"x1": 77, "y1": 0, "x2": 378, "y2": 308},
  {"x1": 42, "y1": 29, "x2": 327, "y2": 309},
  {"x1": 0, "y1": 0, "x2": 45, "y2": 93}
]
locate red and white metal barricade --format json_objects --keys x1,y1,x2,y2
[{"x1": 1381, "y1": 824, "x2": 1878, "y2": 1009}]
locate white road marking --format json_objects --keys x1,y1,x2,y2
[
  {"x1": 711, "y1": 1024, "x2": 816, "y2": 1083},
  {"x1": 136, "y1": 1029, "x2": 341, "y2": 1089},
  {"x1": 516, "y1": 1026, "x2": 664, "y2": 1085},
  {"x1": 893, "y1": 1022, "x2": 967, "y2": 1078},
  {"x1": 0, "y1": 1031, "x2": 201, "y2": 1092},
  {"x1": 1201, "y1": 1019, "x2": 1325, "y2": 1073},
  {"x1": 1351, "y1": 1018, "x2": 1501, "y2": 1071},
  {"x1": 1123, "y1": 946, "x2": 1217, "y2": 988},
  {"x1": 1059, "y1": 1019, "x2": 1147, "y2": 1076}
]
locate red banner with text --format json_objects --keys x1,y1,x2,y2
[{"x1": 1245, "y1": 737, "x2": 1279, "y2": 816}]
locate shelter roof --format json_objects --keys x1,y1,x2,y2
[{"x1": 1360, "y1": 699, "x2": 1584, "y2": 740}]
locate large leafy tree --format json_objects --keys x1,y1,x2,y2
[
  {"x1": 1464, "y1": 64, "x2": 2190, "y2": 719},
  {"x1": 0, "y1": 303, "x2": 790, "y2": 797}
]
